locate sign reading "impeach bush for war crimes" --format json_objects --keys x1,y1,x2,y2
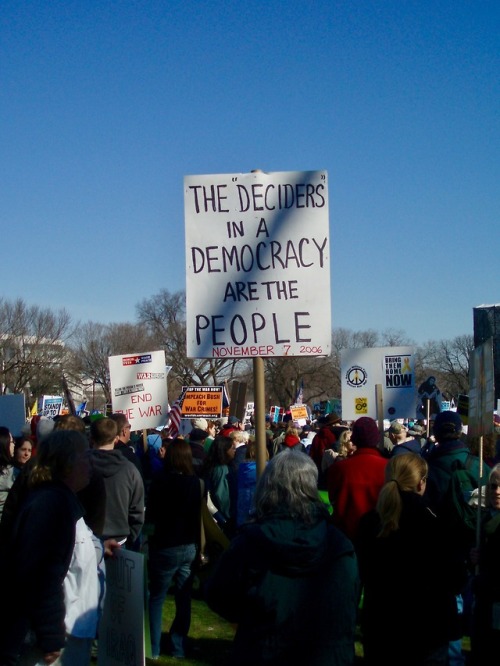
[
  {"x1": 180, "y1": 386, "x2": 224, "y2": 418},
  {"x1": 108, "y1": 350, "x2": 169, "y2": 430},
  {"x1": 184, "y1": 170, "x2": 331, "y2": 359}
]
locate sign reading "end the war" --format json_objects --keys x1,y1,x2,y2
[
  {"x1": 184, "y1": 170, "x2": 331, "y2": 359},
  {"x1": 109, "y1": 350, "x2": 168, "y2": 430}
]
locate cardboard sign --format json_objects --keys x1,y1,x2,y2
[
  {"x1": 269, "y1": 405, "x2": 283, "y2": 423},
  {"x1": 108, "y1": 351, "x2": 169, "y2": 430},
  {"x1": 468, "y1": 338, "x2": 495, "y2": 437},
  {"x1": 184, "y1": 170, "x2": 331, "y2": 359},
  {"x1": 341, "y1": 347, "x2": 417, "y2": 421},
  {"x1": 97, "y1": 548, "x2": 147, "y2": 665},
  {"x1": 0, "y1": 394, "x2": 26, "y2": 436},
  {"x1": 39, "y1": 395, "x2": 63, "y2": 418},
  {"x1": 289, "y1": 403, "x2": 309, "y2": 422},
  {"x1": 180, "y1": 386, "x2": 223, "y2": 418}
]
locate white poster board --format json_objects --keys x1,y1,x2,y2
[
  {"x1": 184, "y1": 170, "x2": 331, "y2": 358},
  {"x1": 97, "y1": 548, "x2": 147, "y2": 665},
  {"x1": 39, "y1": 395, "x2": 63, "y2": 418},
  {"x1": 341, "y1": 346, "x2": 417, "y2": 421},
  {"x1": 0, "y1": 394, "x2": 26, "y2": 436},
  {"x1": 108, "y1": 351, "x2": 169, "y2": 431}
]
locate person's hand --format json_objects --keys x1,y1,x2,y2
[
  {"x1": 43, "y1": 651, "x2": 61, "y2": 664},
  {"x1": 103, "y1": 538, "x2": 121, "y2": 558}
]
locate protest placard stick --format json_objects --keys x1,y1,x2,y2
[
  {"x1": 254, "y1": 356, "x2": 267, "y2": 479},
  {"x1": 475, "y1": 434, "x2": 484, "y2": 571},
  {"x1": 425, "y1": 398, "x2": 431, "y2": 437},
  {"x1": 375, "y1": 384, "x2": 384, "y2": 451},
  {"x1": 249, "y1": 169, "x2": 269, "y2": 481}
]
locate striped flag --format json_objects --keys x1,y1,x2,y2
[
  {"x1": 166, "y1": 396, "x2": 183, "y2": 438},
  {"x1": 222, "y1": 383, "x2": 230, "y2": 409}
]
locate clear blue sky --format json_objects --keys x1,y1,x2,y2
[{"x1": 1, "y1": 1, "x2": 498, "y2": 345}]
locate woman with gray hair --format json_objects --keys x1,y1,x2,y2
[{"x1": 205, "y1": 450, "x2": 360, "y2": 666}]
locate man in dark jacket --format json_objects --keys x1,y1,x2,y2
[
  {"x1": 90, "y1": 417, "x2": 145, "y2": 547},
  {"x1": 424, "y1": 410, "x2": 490, "y2": 512},
  {"x1": 424, "y1": 410, "x2": 491, "y2": 665}
]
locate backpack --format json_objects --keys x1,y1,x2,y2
[{"x1": 436, "y1": 454, "x2": 487, "y2": 547}]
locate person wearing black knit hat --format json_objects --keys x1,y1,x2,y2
[
  {"x1": 424, "y1": 410, "x2": 491, "y2": 666},
  {"x1": 424, "y1": 410, "x2": 488, "y2": 512}
]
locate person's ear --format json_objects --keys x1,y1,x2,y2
[{"x1": 417, "y1": 476, "x2": 427, "y2": 494}]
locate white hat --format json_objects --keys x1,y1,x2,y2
[
  {"x1": 191, "y1": 417, "x2": 208, "y2": 430},
  {"x1": 37, "y1": 416, "x2": 55, "y2": 442}
]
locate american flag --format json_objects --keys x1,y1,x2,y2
[{"x1": 166, "y1": 396, "x2": 183, "y2": 438}]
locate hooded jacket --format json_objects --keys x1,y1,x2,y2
[
  {"x1": 206, "y1": 507, "x2": 360, "y2": 666},
  {"x1": 0, "y1": 482, "x2": 83, "y2": 659},
  {"x1": 89, "y1": 449, "x2": 144, "y2": 542},
  {"x1": 424, "y1": 440, "x2": 490, "y2": 513}
]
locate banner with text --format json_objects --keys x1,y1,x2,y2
[
  {"x1": 97, "y1": 548, "x2": 147, "y2": 665},
  {"x1": 180, "y1": 386, "x2": 224, "y2": 419},
  {"x1": 184, "y1": 170, "x2": 331, "y2": 358},
  {"x1": 39, "y1": 395, "x2": 64, "y2": 418},
  {"x1": 109, "y1": 350, "x2": 169, "y2": 431},
  {"x1": 289, "y1": 403, "x2": 309, "y2": 424},
  {"x1": 341, "y1": 346, "x2": 417, "y2": 421}
]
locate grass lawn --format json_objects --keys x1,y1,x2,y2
[{"x1": 146, "y1": 592, "x2": 235, "y2": 665}]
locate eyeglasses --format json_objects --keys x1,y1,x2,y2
[{"x1": 489, "y1": 482, "x2": 500, "y2": 491}]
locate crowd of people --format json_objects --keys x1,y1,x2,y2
[{"x1": 0, "y1": 407, "x2": 499, "y2": 665}]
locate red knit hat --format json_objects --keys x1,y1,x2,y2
[{"x1": 351, "y1": 417, "x2": 380, "y2": 448}]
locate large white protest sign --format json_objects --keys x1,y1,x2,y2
[
  {"x1": 341, "y1": 346, "x2": 417, "y2": 421},
  {"x1": 109, "y1": 350, "x2": 169, "y2": 430},
  {"x1": 184, "y1": 170, "x2": 331, "y2": 359},
  {"x1": 97, "y1": 548, "x2": 147, "y2": 666}
]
